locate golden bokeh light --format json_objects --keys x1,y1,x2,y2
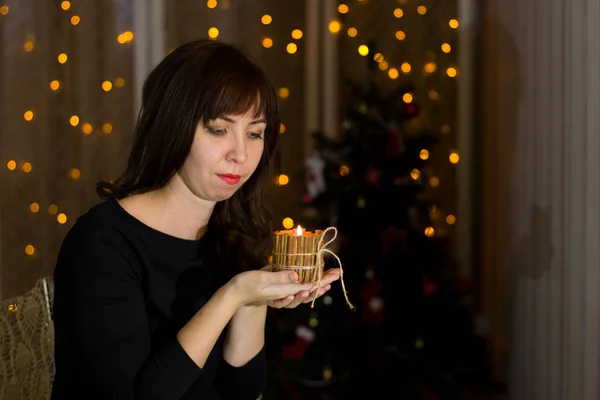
[
  {"x1": 262, "y1": 37, "x2": 273, "y2": 48},
  {"x1": 277, "y1": 174, "x2": 289, "y2": 185},
  {"x1": 57, "y1": 213, "x2": 68, "y2": 224},
  {"x1": 449, "y1": 152, "x2": 460, "y2": 164},
  {"x1": 286, "y1": 43, "x2": 297, "y2": 54},
  {"x1": 81, "y1": 123, "x2": 93, "y2": 135},
  {"x1": 261, "y1": 14, "x2": 272, "y2": 25},
  {"x1": 282, "y1": 217, "x2": 294, "y2": 229},
  {"x1": 208, "y1": 27, "x2": 219, "y2": 39},
  {"x1": 70, "y1": 168, "x2": 81, "y2": 179},
  {"x1": 291, "y1": 29, "x2": 303, "y2": 39},
  {"x1": 338, "y1": 4, "x2": 349, "y2": 14},
  {"x1": 24, "y1": 40, "x2": 34, "y2": 52},
  {"x1": 278, "y1": 87, "x2": 290, "y2": 99},
  {"x1": 25, "y1": 245, "x2": 35, "y2": 256},
  {"x1": 424, "y1": 62, "x2": 437, "y2": 73},
  {"x1": 329, "y1": 20, "x2": 341, "y2": 34}
]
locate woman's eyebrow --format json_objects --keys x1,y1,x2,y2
[{"x1": 216, "y1": 116, "x2": 267, "y2": 125}]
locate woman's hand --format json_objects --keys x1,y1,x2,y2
[
  {"x1": 227, "y1": 267, "x2": 314, "y2": 308},
  {"x1": 266, "y1": 268, "x2": 341, "y2": 309}
]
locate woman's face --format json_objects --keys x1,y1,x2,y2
[{"x1": 178, "y1": 111, "x2": 266, "y2": 202}]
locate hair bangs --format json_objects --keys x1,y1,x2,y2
[{"x1": 202, "y1": 65, "x2": 279, "y2": 130}]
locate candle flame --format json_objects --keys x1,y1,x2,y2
[{"x1": 296, "y1": 225, "x2": 303, "y2": 236}]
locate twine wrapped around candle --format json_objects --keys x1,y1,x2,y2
[{"x1": 272, "y1": 227, "x2": 354, "y2": 309}]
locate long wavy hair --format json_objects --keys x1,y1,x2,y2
[{"x1": 97, "y1": 39, "x2": 280, "y2": 275}]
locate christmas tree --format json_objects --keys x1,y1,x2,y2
[{"x1": 263, "y1": 48, "x2": 493, "y2": 400}]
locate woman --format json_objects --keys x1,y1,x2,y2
[{"x1": 51, "y1": 39, "x2": 341, "y2": 400}]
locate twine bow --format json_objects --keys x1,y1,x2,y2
[{"x1": 273, "y1": 226, "x2": 354, "y2": 310}]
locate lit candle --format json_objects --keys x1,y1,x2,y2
[
  {"x1": 273, "y1": 224, "x2": 322, "y2": 284},
  {"x1": 272, "y1": 224, "x2": 355, "y2": 309}
]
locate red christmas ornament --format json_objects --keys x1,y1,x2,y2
[
  {"x1": 423, "y1": 281, "x2": 438, "y2": 296},
  {"x1": 359, "y1": 279, "x2": 384, "y2": 325},
  {"x1": 282, "y1": 325, "x2": 316, "y2": 360},
  {"x1": 405, "y1": 103, "x2": 419, "y2": 116},
  {"x1": 385, "y1": 123, "x2": 405, "y2": 157},
  {"x1": 366, "y1": 166, "x2": 382, "y2": 186}
]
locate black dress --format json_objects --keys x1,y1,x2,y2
[{"x1": 51, "y1": 199, "x2": 266, "y2": 400}]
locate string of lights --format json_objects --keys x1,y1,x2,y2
[{"x1": 1, "y1": 0, "x2": 458, "y2": 257}]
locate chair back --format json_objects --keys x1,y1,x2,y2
[{"x1": 0, "y1": 277, "x2": 55, "y2": 400}]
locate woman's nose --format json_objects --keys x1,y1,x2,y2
[{"x1": 227, "y1": 135, "x2": 248, "y2": 164}]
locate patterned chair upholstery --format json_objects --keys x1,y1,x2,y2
[{"x1": 0, "y1": 278, "x2": 55, "y2": 400}]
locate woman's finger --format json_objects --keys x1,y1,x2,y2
[
  {"x1": 265, "y1": 282, "x2": 314, "y2": 299},
  {"x1": 284, "y1": 291, "x2": 311, "y2": 308},
  {"x1": 319, "y1": 269, "x2": 341, "y2": 285},
  {"x1": 268, "y1": 295, "x2": 295, "y2": 309},
  {"x1": 302, "y1": 285, "x2": 331, "y2": 304}
]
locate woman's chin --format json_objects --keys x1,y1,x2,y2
[{"x1": 212, "y1": 188, "x2": 239, "y2": 202}]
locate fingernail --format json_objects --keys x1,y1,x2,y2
[{"x1": 288, "y1": 272, "x2": 298, "y2": 282}]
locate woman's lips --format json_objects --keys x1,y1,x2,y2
[{"x1": 217, "y1": 174, "x2": 241, "y2": 185}]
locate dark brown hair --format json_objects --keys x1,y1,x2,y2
[{"x1": 97, "y1": 39, "x2": 280, "y2": 274}]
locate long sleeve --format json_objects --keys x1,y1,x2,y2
[
  {"x1": 52, "y1": 229, "x2": 203, "y2": 400},
  {"x1": 216, "y1": 345, "x2": 268, "y2": 400}
]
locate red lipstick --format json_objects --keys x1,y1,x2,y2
[{"x1": 217, "y1": 174, "x2": 241, "y2": 185}]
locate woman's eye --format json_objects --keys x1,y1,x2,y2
[
  {"x1": 207, "y1": 127, "x2": 226, "y2": 136},
  {"x1": 249, "y1": 132, "x2": 264, "y2": 140}
]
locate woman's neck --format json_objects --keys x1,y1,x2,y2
[{"x1": 119, "y1": 177, "x2": 215, "y2": 241}]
